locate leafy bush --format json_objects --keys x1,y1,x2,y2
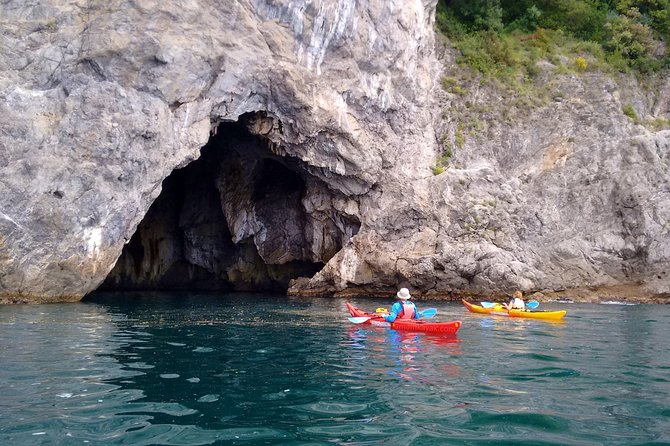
[
  {"x1": 455, "y1": 127, "x2": 466, "y2": 148},
  {"x1": 613, "y1": 0, "x2": 670, "y2": 38},
  {"x1": 535, "y1": 0, "x2": 609, "y2": 41},
  {"x1": 604, "y1": 8, "x2": 658, "y2": 70},
  {"x1": 431, "y1": 165, "x2": 445, "y2": 175},
  {"x1": 432, "y1": 140, "x2": 454, "y2": 175},
  {"x1": 622, "y1": 104, "x2": 640, "y2": 122},
  {"x1": 447, "y1": 0, "x2": 504, "y2": 31},
  {"x1": 436, "y1": 0, "x2": 668, "y2": 75},
  {"x1": 508, "y1": 5, "x2": 542, "y2": 32},
  {"x1": 441, "y1": 76, "x2": 467, "y2": 95}
]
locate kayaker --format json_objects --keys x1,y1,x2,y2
[
  {"x1": 503, "y1": 290, "x2": 525, "y2": 311},
  {"x1": 383, "y1": 288, "x2": 420, "y2": 322}
]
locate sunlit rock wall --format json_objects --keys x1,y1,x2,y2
[
  {"x1": 294, "y1": 68, "x2": 670, "y2": 302},
  {"x1": 0, "y1": 0, "x2": 440, "y2": 302}
]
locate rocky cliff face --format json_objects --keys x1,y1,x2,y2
[
  {"x1": 297, "y1": 62, "x2": 670, "y2": 302},
  {"x1": 295, "y1": 60, "x2": 670, "y2": 302},
  {"x1": 0, "y1": 0, "x2": 439, "y2": 302},
  {"x1": 1, "y1": 1, "x2": 669, "y2": 304}
]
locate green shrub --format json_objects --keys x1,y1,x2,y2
[
  {"x1": 436, "y1": 0, "x2": 668, "y2": 76},
  {"x1": 525, "y1": 59, "x2": 541, "y2": 77},
  {"x1": 613, "y1": 0, "x2": 670, "y2": 39},
  {"x1": 440, "y1": 146, "x2": 454, "y2": 164},
  {"x1": 441, "y1": 76, "x2": 467, "y2": 95},
  {"x1": 535, "y1": 0, "x2": 609, "y2": 41},
  {"x1": 431, "y1": 140, "x2": 453, "y2": 175},
  {"x1": 604, "y1": 8, "x2": 656, "y2": 69},
  {"x1": 447, "y1": 0, "x2": 504, "y2": 31},
  {"x1": 649, "y1": 117, "x2": 670, "y2": 130},
  {"x1": 431, "y1": 165, "x2": 445, "y2": 175},
  {"x1": 455, "y1": 127, "x2": 466, "y2": 148},
  {"x1": 622, "y1": 104, "x2": 641, "y2": 123},
  {"x1": 508, "y1": 5, "x2": 542, "y2": 32},
  {"x1": 441, "y1": 76, "x2": 458, "y2": 89}
]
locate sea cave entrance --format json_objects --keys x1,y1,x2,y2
[{"x1": 100, "y1": 112, "x2": 360, "y2": 293}]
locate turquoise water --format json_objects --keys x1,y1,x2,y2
[{"x1": 1, "y1": 293, "x2": 669, "y2": 445}]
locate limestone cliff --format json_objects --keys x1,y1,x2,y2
[
  {"x1": 0, "y1": 0, "x2": 439, "y2": 302},
  {"x1": 0, "y1": 1, "x2": 668, "y2": 303}
]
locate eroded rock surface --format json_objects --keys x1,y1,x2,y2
[
  {"x1": 0, "y1": 0, "x2": 438, "y2": 302},
  {"x1": 293, "y1": 69, "x2": 670, "y2": 302},
  {"x1": 1, "y1": 1, "x2": 669, "y2": 303}
]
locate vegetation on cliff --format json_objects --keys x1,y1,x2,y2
[
  {"x1": 431, "y1": 0, "x2": 670, "y2": 174},
  {"x1": 437, "y1": 0, "x2": 669, "y2": 76}
]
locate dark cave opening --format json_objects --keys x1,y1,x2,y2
[{"x1": 100, "y1": 112, "x2": 360, "y2": 293}]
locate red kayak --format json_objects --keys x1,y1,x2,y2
[{"x1": 346, "y1": 303, "x2": 461, "y2": 334}]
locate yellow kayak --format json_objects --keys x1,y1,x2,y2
[{"x1": 461, "y1": 299, "x2": 566, "y2": 320}]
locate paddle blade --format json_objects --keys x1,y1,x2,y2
[
  {"x1": 420, "y1": 308, "x2": 437, "y2": 318},
  {"x1": 527, "y1": 300, "x2": 539, "y2": 309},
  {"x1": 480, "y1": 302, "x2": 498, "y2": 309},
  {"x1": 348, "y1": 316, "x2": 371, "y2": 324}
]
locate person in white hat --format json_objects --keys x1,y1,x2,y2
[{"x1": 383, "y1": 287, "x2": 420, "y2": 322}]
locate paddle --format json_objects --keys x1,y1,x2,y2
[
  {"x1": 480, "y1": 301, "x2": 539, "y2": 310},
  {"x1": 348, "y1": 316, "x2": 373, "y2": 324},
  {"x1": 347, "y1": 308, "x2": 438, "y2": 324},
  {"x1": 420, "y1": 308, "x2": 437, "y2": 318}
]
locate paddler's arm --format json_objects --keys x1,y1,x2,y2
[{"x1": 383, "y1": 302, "x2": 402, "y2": 322}]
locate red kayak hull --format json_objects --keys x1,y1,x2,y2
[{"x1": 346, "y1": 303, "x2": 461, "y2": 334}]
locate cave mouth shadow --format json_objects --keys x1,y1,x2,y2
[{"x1": 98, "y1": 112, "x2": 360, "y2": 293}]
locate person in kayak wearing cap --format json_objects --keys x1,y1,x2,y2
[{"x1": 383, "y1": 288, "x2": 420, "y2": 322}]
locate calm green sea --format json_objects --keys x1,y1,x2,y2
[{"x1": 1, "y1": 292, "x2": 669, "y2": 445}]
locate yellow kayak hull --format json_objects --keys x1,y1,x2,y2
[{"x1": 461, "y1": 299, "x2": 566, "y2": 320}]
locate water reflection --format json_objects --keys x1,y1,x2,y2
[{"x1": 345, "y1": 325, "x2": 461, "y2": 385}]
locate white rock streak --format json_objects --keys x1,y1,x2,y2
[
  {"x1": 302, "y1": 0, "x2": 355, "y2": 74},
  {"x1": 0, "y1": 212, "x2": 24, "y2": 231}
]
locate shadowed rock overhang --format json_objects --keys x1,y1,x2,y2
[{"x1": 100, "y1": 112, "x2": 361, "y2": 292}]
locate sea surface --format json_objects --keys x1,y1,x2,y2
[{"x1": 1, "y1": 292, "x2": 669, "y2": 445}]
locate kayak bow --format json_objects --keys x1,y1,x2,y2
[
  {"x1": 346, "y1": 303, "x2": 461, "y2": 334},
  {"x1": 461, "y1": 299, "x2": 566, "y2": 320}
]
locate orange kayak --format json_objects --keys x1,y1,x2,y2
[
  {"x1": 346, "y1": 303, "x2": 461, "y2": 334},
  {"x1": 461, "y1": 299, "x2": 566, "y2": 320}
]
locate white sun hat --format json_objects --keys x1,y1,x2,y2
[{"x1": 396, "y1": 288, "x2": 412, "y2": 300}]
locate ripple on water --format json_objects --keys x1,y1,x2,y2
[
  {"x1": 192, "y1": 347, "x2": 214, "y2": 353},
  {"x1": 126, "y1": 362, "x2": 155, "y2": 369},
  {"x1": 516, "y1": 352, "x2": 563, "y2": 362},
  {"x1": 103, "y1": 424, "x2": 288, "y2": 446},
  {"x1": 292, "y1": 401, "x2": 370, "y2": 416},
  {"x1": 197, "y1": 394, "x2": 219, "y2": 403},
  {"x1": 298, "y1": 423, "x2": 406, "y2": 440},
  {"x1": 508, "y1": 367, "x2": 582, "y2": 380},
  {"x1": 466, "y1": 410, "x2": 571, "y2": 432}
]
